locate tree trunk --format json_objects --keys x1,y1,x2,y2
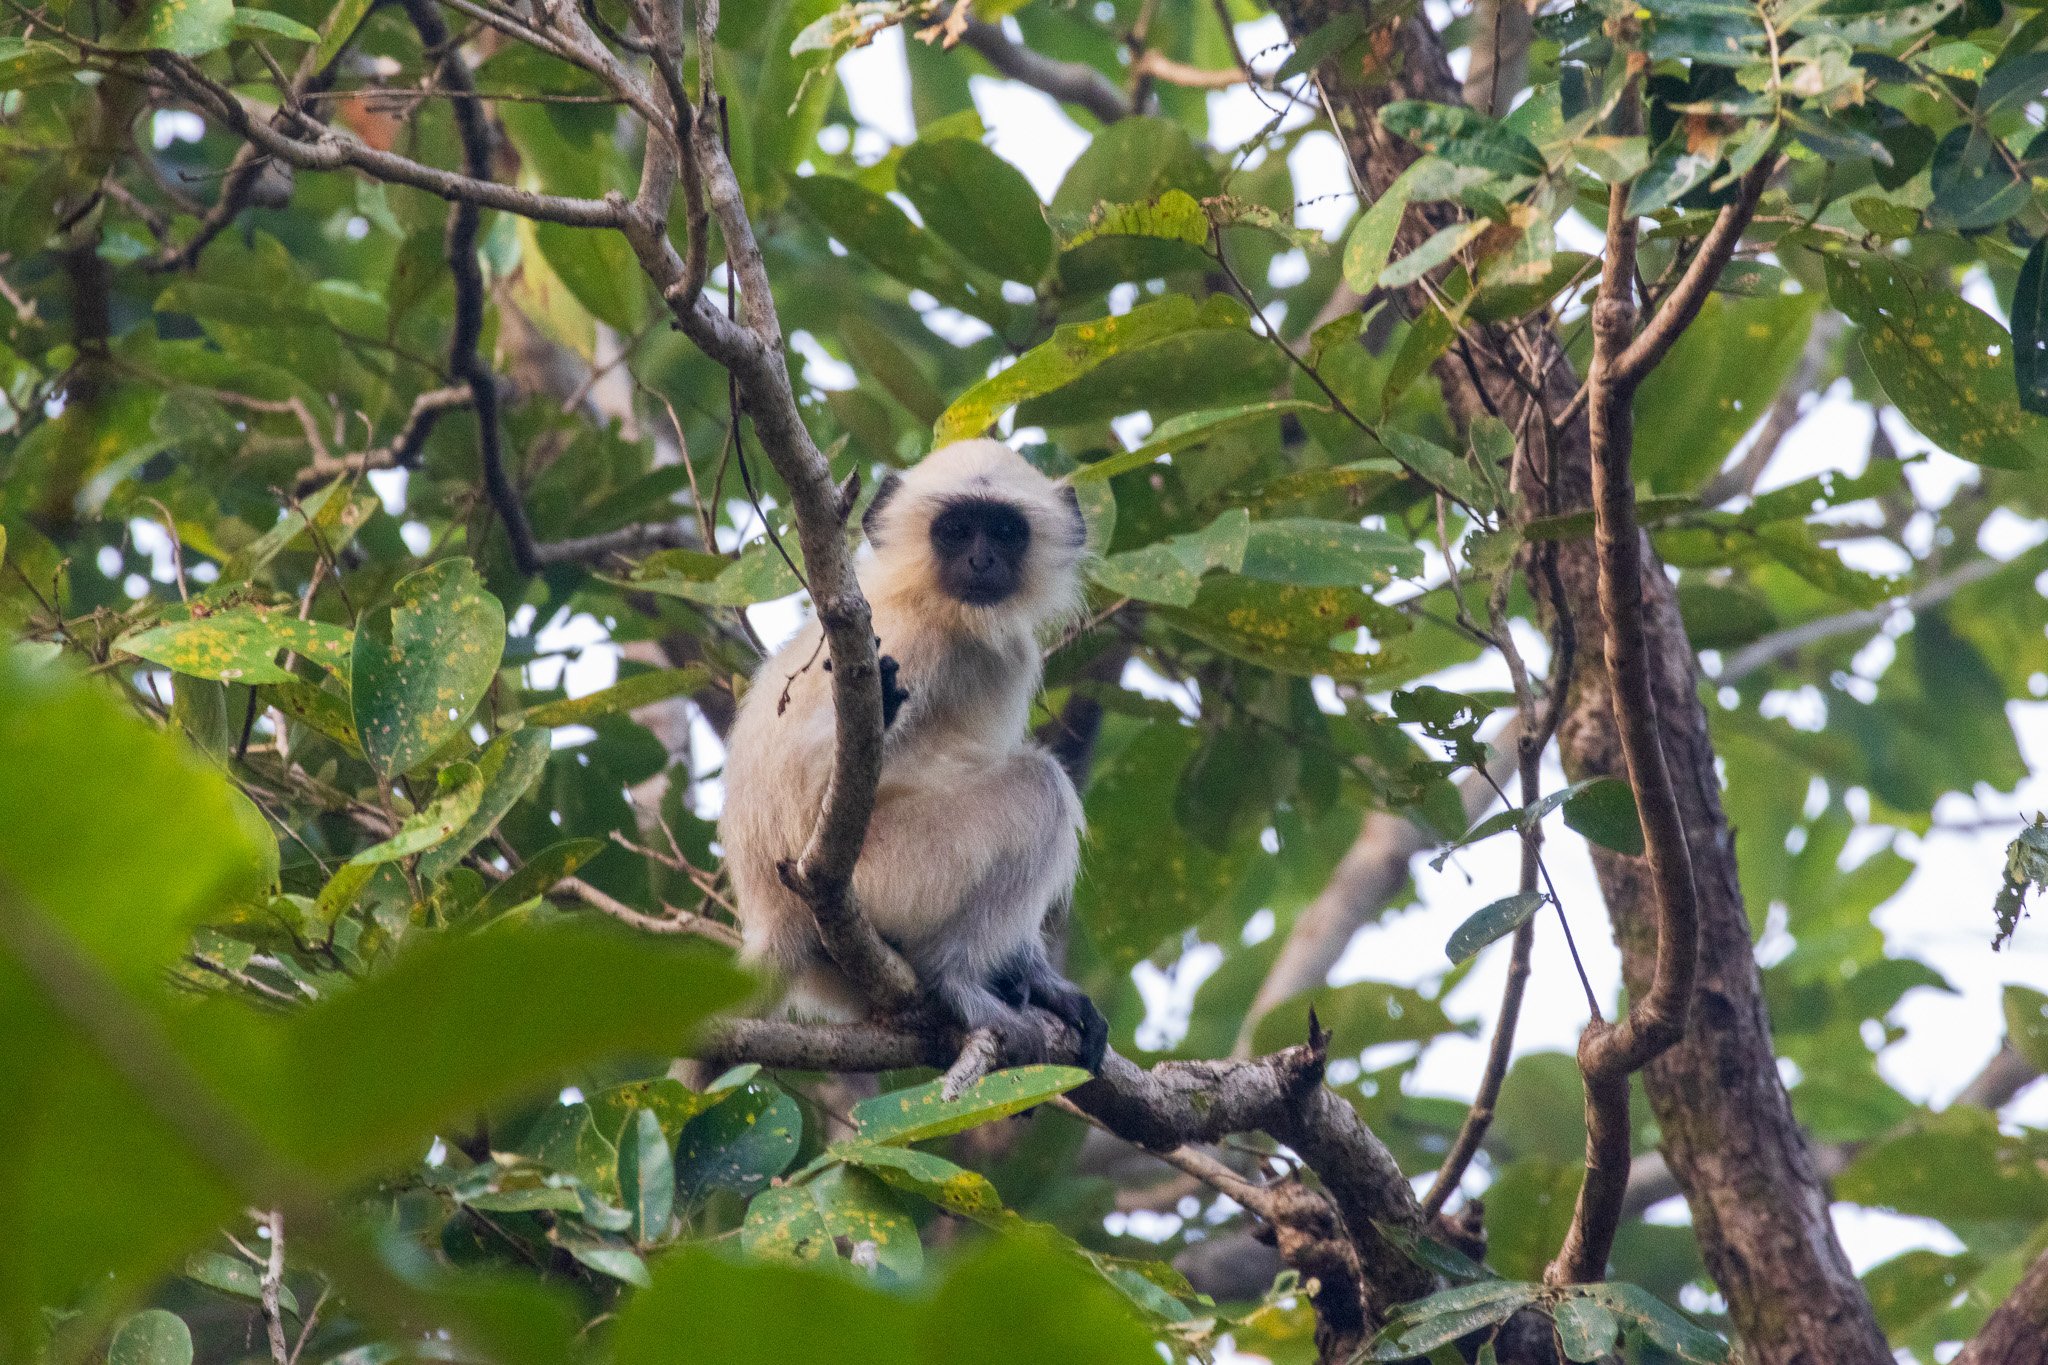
[{"x1": 1267, "y1": 2, "x2": 1891, "y2": 1358}]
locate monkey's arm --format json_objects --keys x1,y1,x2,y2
[{"x1": 993, "y1": 942, "x2": 1108, "y2": 1072}]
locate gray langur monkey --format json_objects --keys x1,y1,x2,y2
[{"x1": 718, "y1": 438, "x2": 1109, "y2": 1070}]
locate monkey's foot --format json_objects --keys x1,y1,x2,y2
[{"x1": 1034, "y1": 985, "x2": 1109, "y2": 1074}]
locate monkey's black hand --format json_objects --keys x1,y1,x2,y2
[{"x1": 878, "y1": 653, "x2": 909, "y2": 729}]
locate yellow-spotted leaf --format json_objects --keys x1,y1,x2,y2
[
  {"x1": 350, "y1": 559, "x2": 506, "y2": 775},
  {"x1": 1826, "y1": 255, "x2": 2045, "y2": 470},
  {"x1": 118, "y1": 609, "x2": 352, "y2": 686},
  {"x1": 837, "y1": 1143, "x2": 1010, "y2": 1223},
  {"x1": 740, "y1": 1167, "x2": 922, "y2": 1280}
]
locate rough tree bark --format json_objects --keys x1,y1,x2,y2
[{"x1": 1268, "y1": 1, "x2": 1892, "y2": 1358}]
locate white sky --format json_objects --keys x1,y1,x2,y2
[{"x1": 492, "y1": 14, "x2": 2048, "y2": 1292}]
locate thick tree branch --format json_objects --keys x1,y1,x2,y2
[
  {"x1": 1957, "y1": 1244, "x2": 2048, "y2": 1365},
  {"x1": 700, "y1": 1009, "x2": 1436, "y2": 1336},
  {"x1": 1268, "y1": 3, "x2": 1889, "y2": 1352},
  {"x1": 618, "y1": 0, "x2": 912, "y2": 1010},
  {"x1": 1547, "y1": 80, "x2": 1707, "y2": 1287}
]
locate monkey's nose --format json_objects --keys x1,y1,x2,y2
[{"x1": 968, "y1": 550, "x2": 996, "y2": 573}]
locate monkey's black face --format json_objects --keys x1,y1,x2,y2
[{"x1": 930, "y1": 497, "x2": 1032, "y2": 605}]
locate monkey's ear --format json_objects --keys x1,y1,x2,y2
[
  {"x1": 863, "y1": 472, "x2": 904, "y2": 546},
  {"x1": 1060, "y1": 484, "x2": 1087, "y2": 548}
]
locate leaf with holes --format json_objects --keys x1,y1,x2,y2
[
  {"x1": 675, "y1": 1082, "x2": 802, "y2": 1207},
  {"x1": 108, "y1": 1310, "x2": 193, "y2": 1365},
  {"x1": 350, "y1": 558, "x2": 506, "y2": 776},
  {"x1": 837, "y1": 1143, "x2": 1010, "y2": 1224},
  {"x1": 1240, "y1": 518, "x2": 1424, "y2": 588},
  {"x1": 741, "y1": 1166, "x2": 922, "y2": 1280},
  {"x1": 1827, "y1": 256, "x2": 2044, "y2": 470},
  {"x1": 119, "y1": 609, "x2": 351, "y2": 686}
]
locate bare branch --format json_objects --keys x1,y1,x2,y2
[
  {"x1": 259, "y1": 1209, "x2": 289, "y2": 1365},
  {"x1": 1718, "y1": 556, "x2": 2005, "y2": 685},
  {"x1": 957, "y1": 16, "x2": 1134, "y2": 125},
  {"x1": 940, "y1": 1027, "x2": 1001, "y2": 1101},
  {"x1": 1955, "y1": 1242, "x2": 2048, "y2": 1365},
  {"x1": 1611, "y1": 159, "x2": 1774, "y2": 386},
  {"x1": 150, "y1": 55, "x2": 625, "y2": 228}
]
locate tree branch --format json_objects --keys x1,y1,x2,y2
[
  {"x1": 1718, "y1": 555, "x2": 2006, "y2": 684},
  {"x1": 958, "y1": 16, "x2": 1134, "y2": 124},
  {"x1": 1956, "y1": 1243, "x2": 2048, "y2": 1365}
]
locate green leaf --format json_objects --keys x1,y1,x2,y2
[
  {"x1": 351, "y1": 558, "x2": 507, "y2": 776},
  {"x1": 519, "y1": 666, "x2": 710, "y2": 729},
  {"x1": 1062, "y1": 188, "x2": 1211, "y2": 252},
  {"x1": 1794, "y1": 0, "x2": 1959, "y2": 42},
  {"x1": 346, "y1": 762, "x2": 484, "y2": 866},
  {"x1": 1343, "y1": 166, "x2": 1419, "y2": 295},
  {"x1": 612, "y1": 1246, "x2": 919, "y2": 1365},
  {"x1": 1071, "y1": 399, "x2": 1328, "y2": 484},
  {"x1": 611, "y1": 542, "x2": 805, "y2": 609},
  {"x1": 1445, "y1": 891, "x2": 1545, "y2": 964},
  {"x1": 184, "y1": 1250, "x2": 299, "y2": 1314},
  {"x1": 1240, "y1": 518, "x2": 1424, "y2": 587},
  {"x1": 897, "y1": 138, "x2": 1053, "y2": 283},
  {"x1": 2013, "y1": 236, "x2": 2048, "y2": 418},
  {"x1": 1926, "y1": 126, "x2": 2028, "y2": 233},
  {"x1": 118, "y1": 609, "x2": 352, "y2": 686},
  {"x1": 312, "y1": 0, "x2": 374, "y2": 69},
  {"x1": 1049, "y1": 117, "x2": 1221, "y2": 224},
  {"x1": 619, "y1": 1108, "x2": 676, "y2": 1245},
  {"x1": 107, "y1": 0, "x2": 235, "y2": 54},
  {"x1": 1553, "y1": 1296, "x2": 1621, "y2": 1361},
  {"x1": 852, "y1": 1066, "x2": 1091, "y2": 1145},
  {"x1": 0, "y1": 654, "x2": 271, "y2": 984},
  {"x1": 1091, "y1": 509, "x2": 1250, "y2": 606},
  {"x1": 836, "y1": 1143, "x2": 1010, "y2": 1222},
  {"x1": 246, "y1": 925, "x2": 748, "y2": 1178},
  {"x1": 471, "y1": 837, "x2": 607, "y2": 920},
  {"x1": 933, "y1": 293, "x2": 1245, "y2": 444},
  {"x1": 230, "y1": 8, "x2": 320, "y2": 43},
  {"x1": 790, "y1": 173, "x2": 1000, "y2": 323},
  {"x1": 1277, "y1": 11, "x2": 1368, "y2": 81},
  {"x1": 1158, "y1": 577, "x2": 1408, "y2": 681},
  {"x1": 1432, "y1": 781, "x2": 1599, "y2": 870},
  {"x1": 1632, "y1": 290, "x2": 1821, "y2": 492},
  {"x1": 108, "y1": 1310, "x2": 193, "y2": 1365},
  {"x1": 1364, "y1": 1282, "x2": 1538, "y2": 1357},
  {"x1": 2002, "y1": 985, "x2": 2048, "y2": 1074},
  {"x1": 1383, "y1": 430, "x2": 1496, "y2": 509},
  {"x1": 533, "y1": 223, "x2": 646, "y2": 331},
  {"x1": 1826, "y1": 255, "x2": 2044, "y2": 470},
  {"x1": 741, "y1": 1166, "x2": 922, "y2": 1279},
  {"x1": 1563, "y1": 777, "x2": 1645, "y2": 855},
  {"x1": 676, "y1": 1082, "x2": 803, "y2": 1206},
  {"x1": 564, "y1": 1240, "x2": 650, "y2": 1286},
  {"x1": 1583, "y1": 1282, "x2": 1730, "y2": 1362},
  {"x1": 1628, "y1": 131, "x2": 1720, "y2": 216},
  {"x1": 1379, "y1": 219, "x2": 1488, "y2": 290},
  {"x1": 1380, "y1": 102, "x2": 1545, "y2": 177},
  {"x1": 418, "y1": 729, "x2": 551, "y2": 883}
]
